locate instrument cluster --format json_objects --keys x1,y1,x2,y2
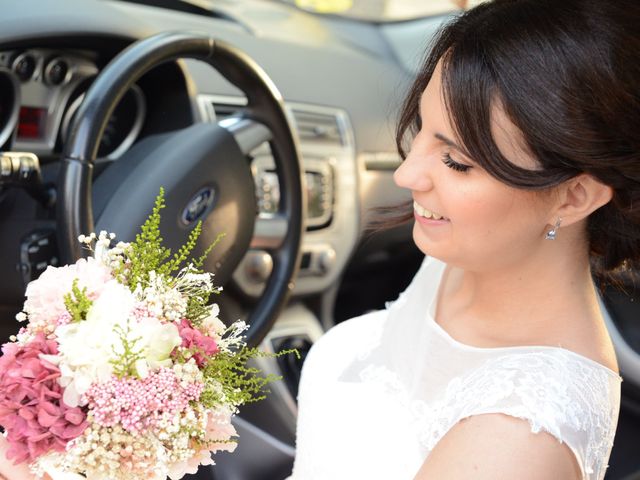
[{"x1": 0, "y1": 49, "x2": 145, "y2": 160}]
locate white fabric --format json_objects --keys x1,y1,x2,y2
[{"x1": 290, "y1": 256, "x2": 621, "y2": 479}]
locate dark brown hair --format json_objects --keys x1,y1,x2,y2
[{"x1": 391, "y1": 0, "x2": 640, "y2": 272}]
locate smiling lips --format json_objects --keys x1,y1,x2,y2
[{"x1": 413, "y1": 200, "x2": 449, "y2": 221}]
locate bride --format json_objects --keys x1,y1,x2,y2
[{"x1": 290, "y1": 0, "x2": 638, "y2": 479}]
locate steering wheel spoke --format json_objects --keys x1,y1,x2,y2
[
  {"x1": 251, "y1": 214, "x2": 288, "y2": 251},
  {"x1": 220, "y1": 116, "x2": 272, "y2": 156}
]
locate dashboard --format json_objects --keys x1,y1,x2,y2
[
  {"x1": 0, "y1": 0, "x2": 436, "y2": 309},
  {"x1": 0, "y1": 48, "x2": 145, "y2": 160}
]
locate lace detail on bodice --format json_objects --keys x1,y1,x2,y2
[{"x1": 360, "y1": 350, "x2": 620, "y2": 479}]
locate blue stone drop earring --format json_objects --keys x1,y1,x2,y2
[{"x1": 545, "y1": 218, "x2": 562, "y2": 240}]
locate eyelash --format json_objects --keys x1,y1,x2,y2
[{"x1": 442, "y1": 153, "x2": 471, "y2": 173}]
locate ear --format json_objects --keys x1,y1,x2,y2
[{"x1": 550, "y1": 174, "x2": 613, "y2": 226}]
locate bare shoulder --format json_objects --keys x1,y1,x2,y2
[{"x1": 413, "y1": 414, "x2": 582, "y2": 480}]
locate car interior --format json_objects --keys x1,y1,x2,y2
[{"x1": 0, "y1": 1, "x2": 638, "y2": 478}]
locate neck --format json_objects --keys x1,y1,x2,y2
[{"x1": 448, "y1": 232, "x2": 600, "y2": 345}]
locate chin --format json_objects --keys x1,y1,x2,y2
[{"x1": 412, "y1": 227, "x2": 449, "y2": 262}]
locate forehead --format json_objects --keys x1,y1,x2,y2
[
  {"x1": 418, "y1": 61, "x2": 450, "y2": 129},
  {"x1": 419, "y1": 59, "x2": 537, "y2": 169}
]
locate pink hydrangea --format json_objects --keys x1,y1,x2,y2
[
  {"x1": 0, "y1": 333, "x2": 88, "y2": 464},
  {"x1": 177, "y1": 319, "x2": 219, "y2": 366},
  {"x1": 23, "y1": 257, "x2": 113, "y2": 331}
]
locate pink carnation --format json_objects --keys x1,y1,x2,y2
[
  {"x1": 23, "y1": 257, "x2": 112, "y2": 331},
  {"x1": 0, "y1": 333, "x2": 88, "y2": 464},
  {"x1": 177, "y1": 319, "x2": 219, "y2": 366}
]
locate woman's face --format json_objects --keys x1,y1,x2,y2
[{"x1": 394, "y1": 62, "x2": 554, "y2": 272}]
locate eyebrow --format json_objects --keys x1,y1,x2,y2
[
  {"x1": 434, "y1": 133, "x2": 464, "y2": 151},
  {"x1": 434, "y1": 133, "x2": 476, "y2": 162}
]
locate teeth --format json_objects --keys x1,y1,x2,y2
[{"x1": 413, "y1": 201, "x2": 445, "y2": 220}]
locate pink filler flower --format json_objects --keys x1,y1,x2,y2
[{"x1": 0, "y1": 333, "x2": 88, "y2": 464}]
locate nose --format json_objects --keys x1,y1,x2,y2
[{"x1": 393, "y1": 148, "x2": 434, "y2": 192}]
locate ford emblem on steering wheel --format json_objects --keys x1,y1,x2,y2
[{"x1": 181, "y1": 186, "x2": 216, "y2": 226}]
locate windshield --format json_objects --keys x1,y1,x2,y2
[
  {"x1": 271, "y1": 0, "x2": 468, "y2": 22},
  {"x1": 118, "y1": 0, "x2": 477, "y2": 23}
]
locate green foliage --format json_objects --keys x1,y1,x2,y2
[
  {"x1": 198, "y1": 437, "x2": 238, "y2": 450},
  {"x1": 63, "y1": 279, "x2": 93, "y2": 322},
  {"x1": 199, "y1": 347, "x2": 300, "y2": 409},
  {"x1": 125, "y1": 189, "x2": 224, "y2": 300},
  {"x1": 192, "y1": 232, "x2": 225, "y2": 270},
  {"x1": 158, "y1": 221, "x2": 202, "y2": 279},
  {"x1": 110, "y1": 323, "x2": 145, "y2": 378},
  {"x1": 185, "y1": 291, "x2": 216, "y2": 327},
  {"x1": 184, "y1": 233, "x2": 225, "y2": 327},
  {"x1": 126, "y1": 188, "x2": 172, "y2": 290}
]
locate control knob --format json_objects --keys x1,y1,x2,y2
[
  {"x1": 244, "y1": 250, "x2": 273, "y2": 284},
  {"x1": 317, "y1": 246, "x2": 336, "y2": 274}
]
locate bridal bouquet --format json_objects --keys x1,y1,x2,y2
[{"x1": 0, "y1": 190, "x2": 288, "y2": 480}]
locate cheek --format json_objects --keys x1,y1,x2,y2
[{"x1": 451, "y1": 187, "x2": 531, "y2": 240}]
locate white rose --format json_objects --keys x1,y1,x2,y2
[{"x1": 135, "y1": 317, "x2": 182, "y2": 377}]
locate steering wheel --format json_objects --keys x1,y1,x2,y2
[{"x1": 57, "y1": 31, "x2": 305, "y2": 347}]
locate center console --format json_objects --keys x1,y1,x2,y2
[{"x1": 197, "y1": 94, "x2": 359, "y2": 298}]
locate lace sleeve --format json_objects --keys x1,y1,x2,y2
[{"x1": 413, "y1": 351, "x2": 621, "y2": 480}]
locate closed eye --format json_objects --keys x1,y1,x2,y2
[{"x1": 442, "y1": 153, "x2": 471, "y2": 173}]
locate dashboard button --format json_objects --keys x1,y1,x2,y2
[
  {"x1": 44, "y1": 58, "x2": 68, "y2": 85},
  {"x1": 19, "y1": 229, "x2": 58, "y2": 284},
  {"x1": 13, "y1": 53, "x2": 36, "y2": 82}
]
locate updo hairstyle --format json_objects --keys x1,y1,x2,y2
[{"x1": 395, "y1": 0, "x2": 640, "y2": 273}]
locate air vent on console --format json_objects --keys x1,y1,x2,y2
[
  {"x1": 199, "y1": 96, "x2": 347, "y2": 149},
  {"x1": 290, "y1": 109, "x2": 344, "y2": 147}
]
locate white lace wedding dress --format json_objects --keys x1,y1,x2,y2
[{"x1": 289, "y1": 256, "x2": 621, "y2": 480}]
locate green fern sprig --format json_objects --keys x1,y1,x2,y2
[
  {"x1": 193, "y1": 232, "x2": 225, "y2": 271},
  {"x1": 63, "y1": 279, "x2": 93, "y2": 322},
  {"x1": 200, "y1": 347, "x2": 300, "y2": 408},
  {"x1": 159, "y1": 220, "x2": 203, "y2": 279},
  {"x1": 126, "y1": 187, "x2": 172, "y2": 290},
  {"x1": 110, "y1": 323, "x2": 145, "y2": 378},
  {"x1": 185, "y1": 295, "x2": 214, "y2": 326}
]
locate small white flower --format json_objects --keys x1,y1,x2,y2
[{"x1": 201, "y1": 304, "x2": 226, "y2": 338}]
